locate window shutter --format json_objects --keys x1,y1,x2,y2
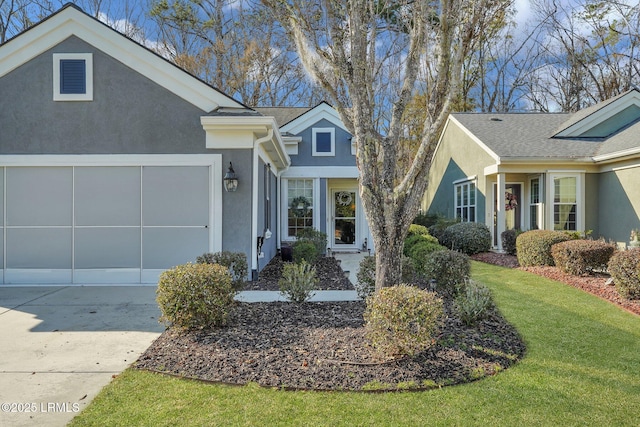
[{"x1": 60, "y1": 59, "x2": 86, "y2": 94}]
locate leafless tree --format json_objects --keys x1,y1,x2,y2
[{"x1": 265, "y1": 0, "x2": 513, "y2": 290}]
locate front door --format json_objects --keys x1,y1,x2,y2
[
  {"x1": 332, "y1": 189, "x2": 357, "y2": 250},
  {"x1": 493, "y1": 183, "x2": 522, "y2": 246}
]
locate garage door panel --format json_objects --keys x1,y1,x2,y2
[
  {"x1": 143, "y1": 166, "x2": 209, "y2": 226},
  {"x1": 7, "y1": 167, "x2": 72, "y2": 226},
  {"x1": 142, "y1": 227, "x2": 208, "y2": 269},
  {"x1": 7, "y1": 228, "x2": 72, "y2": 269},
  {"x1": 75, "y1": 228, "x2": 141, "y2": 269},
  {"x1": 75, "y1": 167, "x2": 141, "y2": 226}
]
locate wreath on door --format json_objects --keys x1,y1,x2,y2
[
  {"x1": 290, "y1": 196, "x2": 311, "y2": 217},
  {"x1": 505, "y1": 192, "x2": 518, "y2": 211},
  {"x1": 336, "y1": 191, "x2": 353, "y2": 206}
]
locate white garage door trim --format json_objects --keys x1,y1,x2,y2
[{"x1": 0, "y1": 154, "x2": 222, "y2": 285}]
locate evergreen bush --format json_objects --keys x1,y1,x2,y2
[
  {"x1": 551, "y1": 239, "x2": 615, "y2": 275},
  {"x1": 196, "y1": 251, "x2": 248, "y2": 291},
  {"x1": 608, "y1": 248, "x2": 640, "y2": 300},
  {"x1": 364, "y1": 285, "x2": 443, "y2": 357},
  {"x1": 157, "y1": 263, "x2": 235, "y2": 330},
  {"x1": 516, "y1": 230, "x2": 573, "y2": 267},
  {"x1": 441, "y1": 222, "x2": 491, "y2": 255},
  {"x1": 421, "y1": 249, "x2": 470, "y2": 297}
]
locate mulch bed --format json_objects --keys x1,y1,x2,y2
[
  {"x1": 136, "y1": 251, "x2": 639, "y2": 391},
  {"x1": 242, "y1": 256, "x2": 354, "y2": 291},
  {"x1": 135, "y1": 299, "x2": 524, "y2": 391}
]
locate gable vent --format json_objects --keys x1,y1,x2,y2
[{"x1": 60, "y1": 59, "x2": 86, "y2": 94}]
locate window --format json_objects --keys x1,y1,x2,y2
[
  {"x1": 454, "y1": 180, "x2": 476, "y2": 222},
  {"x1": 286, "y1": 179, "x2": 314, "y2": 238},
  {"x1": 553, "y1": 176, "x2": 577, "y2": 231},
  {"x1": 529, "y1": 176, "x2": 542, "y2": 230},
  {"x1": 312, "y1": 128, "x2": 335, "y2": 156},
  {"x1": 53, "y1": 53, "x2": 93, "y2": 101}
]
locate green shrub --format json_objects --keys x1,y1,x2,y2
[
  {"x1": 279, "y1": 261, "x2": 318, "y2": 302},
  {"x1": 364, "y1": 285, "x2": 443, "y2": 357},
  {"x1": 403, "y1": 233, "x2": 441, "y2": 257},
  {"x1": 551, "y1": 239, "x2": 616, "y2": 275},
  {"x1": 441, "y1": 222, "x2": 491, "y2": 255},
  {"x1": 516, "y1": 230, "x2": 573, "y2": 267},
  {"x1": 421, "y1": 250, "x2": 471, "y2": 297},
  {"x1": 608, "y1": 248, "x2": 640, "y2": 300},
  {"x1": 455, "y1": 280, "x2": 494, "y2": 325},
  {"x1": 407, "y1": 224, "x2": 430, "y2": 237},
  {"x1": 295, "y1": 228, "x2": 328, "y2": 256},
  {"x1": 428, "y1": 217, "x2": 460, "y2": 244},
  {"x1": 413, "y1": 212, "x2": 442, "y2": 228},
  {"x1": 407, "y1": 241, "x2": 446, "y2": 275},
  {"x1": 156, "y1": 263, "x2": 235, "y2": 330},
  {"x1": 501, "y1": 229, "x2": 522, "y2": 256},
  {"x1": 356, "y1": 256, "x2": 416, "y2": 299},
  {"x1": 196, "y1": 251, "x2": 248, "y2": 292},
  {"x1": 292, "y1": 241, "x2": 318, "y2": 264}
]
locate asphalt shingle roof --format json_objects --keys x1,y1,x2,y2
[{"x1": 253, "y1": 107, "x2": 313, "y2": 128}]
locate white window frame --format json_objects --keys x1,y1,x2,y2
[
  {"x1": 454, "y1": 179, "x2": 477, "y2": 222},
  {"x1": 53, "y1": 53, "x2": 93, "y2": 101},
  {"x1": 547, "y1": 172, "x2": 584, "y2": 232},
  {"x1": 528, "y1": 175, "x2": 544, "y2": 230},
  {"x1": 283, "y1": 178, "x2": 316, "y2": 239},
  {"x1": 312, "y1": 128, "x2": 335, "y2": 156}
]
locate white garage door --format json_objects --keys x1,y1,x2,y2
[{"x1": 0, "y1": 162, "x2": 215, "y2": 284}]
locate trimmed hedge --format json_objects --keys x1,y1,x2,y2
[
  {"x1": 421, "y1": 250, "x2": 470, "y2": 297},
  {"x1": 428, "y1": 217, "x2": 460, "y2": 244},
  {"x1": 516, "y1": 230, "x2": 573, "y2": 267},
  {"x1": 157, "y1": 263, "x2": 235, "y2": 330},
  {"x1": 440, "y1": 222, "x2": 491, "y2": 255},
  {"x1": 295, "y1": 228, "x2": 328, "y2": 256},
  {"x1": 292, "y1": 241, "x2": 318, "y2": 264},
  {"x1": 403, "y1": 233, "x2": 440, "y2": 257},
  {"x1": 551, "y1": 239, "x2": 615, "y2": 276},
  {"x1": 196, "y1": 251, "x2": 247, "y2": 292},
  {"x1": 364, "y1": 285, "x2": 443, "y2": 357},
  {"x1": 501, "y1": 229, "x2": 522, "y2": 256},
  {"x1": 608, "y1": 248, "x2": 640, "y2": 300},
  {"x1": 355, "y1": 255, "x2": 419, "y2": 299}
]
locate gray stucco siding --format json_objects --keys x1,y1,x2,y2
[
  {"x1": 598, "y1": 168, "x2": 640, "y2": 243},
  {"x1": 1, "y1": 36, "x2": 208, "y2": 155},
  {"x1": 289, "y1": 119, "x2": 354, "y2": 167}
]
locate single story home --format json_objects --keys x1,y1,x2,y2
[
  {"x1": 423, "y1": 89, "x2": 640, "y2": 250},
  {"x1": 0, "y1": 4, "x2": 372, "y2": 284}
]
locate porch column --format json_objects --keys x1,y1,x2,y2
[{"x1": 496, "y1": 173, "x2": 506, "y2": 251}]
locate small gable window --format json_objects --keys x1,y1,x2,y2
[
  {"x1": 312, "y1": 128, "x2": 335, "y2": 156},
  {"x1": 53, "y1": 53, "x2": 93, "y2": 101}
]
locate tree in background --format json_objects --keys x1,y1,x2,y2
[{"x1": 264, "y1": 0, "x2": 513, "y2": 290}]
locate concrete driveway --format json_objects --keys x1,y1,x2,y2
[{"x1": 0, "y1": 286, "x2": 163, "y2": 427}]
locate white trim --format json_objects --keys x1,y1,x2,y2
[
  {"x1": 546, "y1": 172, "x2": 584, "y2": 232},
  {"x1": 593, "y1": 147, "x2": 640, "y2": 163},
  {"x1": 280, "y1": 103, "x2": 348, "y2": 135},
  {"x1": 555, "y1": 90, "x2": 640, "y2": 137},
  {"x1": 0, "y1": 5, "x2": 242, "y2": 111},
  {"x1": 312, "y1": 128, "x2": 335, "y2": 156},
  {"x1": 281, "y1": 166, "x2": 359, "y2": 179},
  {"x1": 527, "y1": 175, "x2": 544, "y2": 230},
  {"x1": 328, "y1": 186, "x2": 359, "y2": 251},
  {"x1": 53, "y1": 53, "x2": 93, "y2": 101},
  {"x1": 453, "y1": 175, "x2": 477, "y2": 185}
]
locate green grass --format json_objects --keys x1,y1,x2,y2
[{"x1": 70, "y1": 262, "x2": 640, "y2": 426}]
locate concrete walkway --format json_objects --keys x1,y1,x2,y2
[{"x1": 0, "y1": 252, "x2": 367, "y2": 427}]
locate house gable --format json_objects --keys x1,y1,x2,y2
[
  {"x1": 553, "y1": 89, "x2": 640, "y2": 138},
  {"x1": 0, "y1": 3, "x2": 243, "y2": 112}
]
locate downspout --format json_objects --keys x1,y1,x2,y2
[{"x1": 251, "y1": 129, "x2": 274, "y2": 281}]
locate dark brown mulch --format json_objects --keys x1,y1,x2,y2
[
  {"x1": 471, "y1": 252, "x2": 640, "y2": 317},
  {"x1": 135, "y1": 299, "x2": 525, "y2": 391},
  {"x1": 243, "y1": 256, "x2": 353, "y2": 291}
]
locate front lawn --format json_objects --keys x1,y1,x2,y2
[{"x1": 70, "y1": 262, "x2": 640, "y2": 426}]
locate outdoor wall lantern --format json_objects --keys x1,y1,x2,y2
[{"x1": 223, "y1": 162, "x2": 238, "y2": 192}]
